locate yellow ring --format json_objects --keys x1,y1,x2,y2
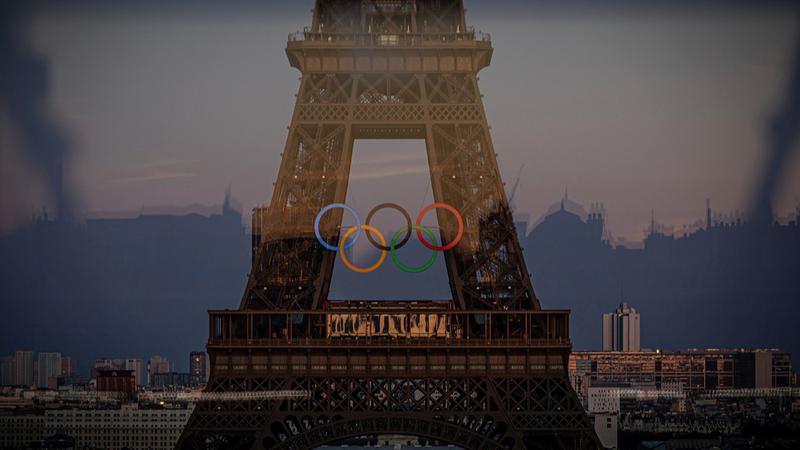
[{"x1": 339, "y1": 224, "x2": 386, "y2": 273}]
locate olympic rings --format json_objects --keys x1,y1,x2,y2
[
  {"x1": 314, "y1": 203, "x2": 361, "y2": 251},
  {"x1": 313, "y1": 202, "x2": 464, "y2": 273},
  {"x1": 391, "y1": 225, "x2": 438, "y2": 274},
  {"x1": 365, "y1": 203, "x2": 412, "y2": 251},
  {"x1": 415, "y1": 203, "x2": 464, "y2": 251},
  {"x1": 339, "y1": 225, "x2": 386, "y2": 273}
]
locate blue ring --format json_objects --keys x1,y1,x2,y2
[{"x1": 314, "y1": 203, "x2": 361, "y2": 251}]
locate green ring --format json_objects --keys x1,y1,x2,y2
[{"x1": 390, "y1": 225, "x2": 438, "y2": 273}]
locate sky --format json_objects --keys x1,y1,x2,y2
[{"x1": 1, "y1": 1, "x2": 799, "y2": 243}]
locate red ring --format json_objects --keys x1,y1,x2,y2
[{"x1": 415, "y1": 203, "x2": 464, "y2": 251}]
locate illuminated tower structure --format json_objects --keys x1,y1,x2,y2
[{"x1": 178, "y1": 1, "x2": 600, "y2": 449}]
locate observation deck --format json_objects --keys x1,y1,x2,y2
[
  {"x1": 288, "y1": 27, "x2": 491, "y2": 48},
  {"x1": 207, "y1": 306, "x2": 571, "y2": 378},
  {"x1": 209, "y1": 305, "x2": 570, "y2": 349},
  {"x1": 286, "y1": 28, "x2": 493, "y2": 73}
]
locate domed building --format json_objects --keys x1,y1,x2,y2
[{"x1": 525, "y1": 197, "x2": 608, "y2": 259}]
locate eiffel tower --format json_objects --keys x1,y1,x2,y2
[{"x1": 178, "y1": 1, "x2": 600, "y2": 449}]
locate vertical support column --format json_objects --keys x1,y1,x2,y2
[
  {"x1": 420, "y1": 73, "x2": 467, "y2": 310},
  {"x1": 239, "y1": 73, "x2": 309, "y2": 310},
  {"x1": 468, "y1": 75, "x2": 540, "y2": 310},
  {"x1": 311, "y1": 122, "x2": 354, "y2": 309},
  {"x1": 312, "y1": 74, "x2": 359, "y2": 309},
  {"x1": 267, "y1": 74, "x2": 309, "y2": 232},
  {"x1": 421, "y1": 72, "x2": 539, "y2": 311}
]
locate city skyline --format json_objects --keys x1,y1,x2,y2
[
  {"x1": 2, "y1": 190, "x2": 798, "y2": 376},
  {"x1": 0, "y1": 350, "x2": 211, "y2": 386},
  {"x1": 49, "y1": 187, "x2": 800, "y2": 246}
]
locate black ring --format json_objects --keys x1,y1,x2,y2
[{"x1": 365, "y1": 203, "x2": 412, "y2": 251}]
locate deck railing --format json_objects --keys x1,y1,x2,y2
[
  {"x1": 208, "y1": 309, "x2": 570, "y2": 348},
  {"x1": 288, "y1": 28, "x2": 491, "y2": 47}
]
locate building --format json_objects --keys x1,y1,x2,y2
[
  {"x1": 94, "y1": 358, "x2": 145, "y2": 386},
  {"x1": 151, "y1": 372, "x2": 195, "y2": 388},
  {"x1": 570, "y1": 348, "x2": 793, "y2": 394},
  {"x1": 44, "y1": 406, "x2": 193, "y2": 450},
  {"x1": 588, "y1": 387, "x2": 621, "y2": 414},
  {"x1": 0, "y1": 356, "x2": 14, "y2": 386},
  {"x1": 736, "y1": 349, "x2": 793, "y2": 388},
  {"x1": 13, "y1": 351, "x2": 33, "y2": 387},
  {"x1": 0, "y1": 406, "x2": 193, "y2": 450},
  {"x1": 121, "y1": 358, "x2": 145, "y2": 387},
  {"x1": 96, "y1": 369, "x2": 136, "y2": 399},
  {"x1": 592, "y1": 413, "x2": 618, "y2": 450},
  {"x1": 36, "y1": 352, "x2": 62, "y2": 389},
  {"x1": 56, "y1": 373, "x2": 88, "y2": 388},
  {"x1": 61, "y1": 356, "x2": 77, "y2": 376},
  {"x1": 602, "y1": 303, "x2": 640, "y2": 352},
  {"x1": 92, "y1": 358, "x2": 116, "y2": 380},
  {"x1": 189, "y1": 351, "x2": 207, "y2": 384},
  {"x1": 147, "y1": 355, "x2": 172, "y2": 386},
  {"x1": 0, "y1": 414, "x2": 45, "y2": 448}
]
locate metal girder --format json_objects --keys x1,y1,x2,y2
[
  {"x1": 241, "y1": 69, "x2": 538, "y2": 311},
  {"x1": 177, "y1": 373, "x2": 599, "y2": 450}
]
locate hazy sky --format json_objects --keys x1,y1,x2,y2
[{"x1": 2, "y1": 1, "x2": 799, "y2": 242}]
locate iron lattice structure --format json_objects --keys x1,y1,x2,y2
[{"x1": 178, "y1": 1, "x2": 600, "y2": 449}]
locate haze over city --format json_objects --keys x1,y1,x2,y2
[{"x1": 2, "y1": 1, "x2": 799, "y2": 243}]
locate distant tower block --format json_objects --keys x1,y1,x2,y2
[
  {"x1": 178, "y1": 1, "x2": 601, "y2": 449},
  {"x1": 602, "y1": 302, "x2": 641, "y2": 352}
]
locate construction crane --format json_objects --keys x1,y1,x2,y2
[{"x1": 508, "y1": 164, "x2": 524, "y2": 209}]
